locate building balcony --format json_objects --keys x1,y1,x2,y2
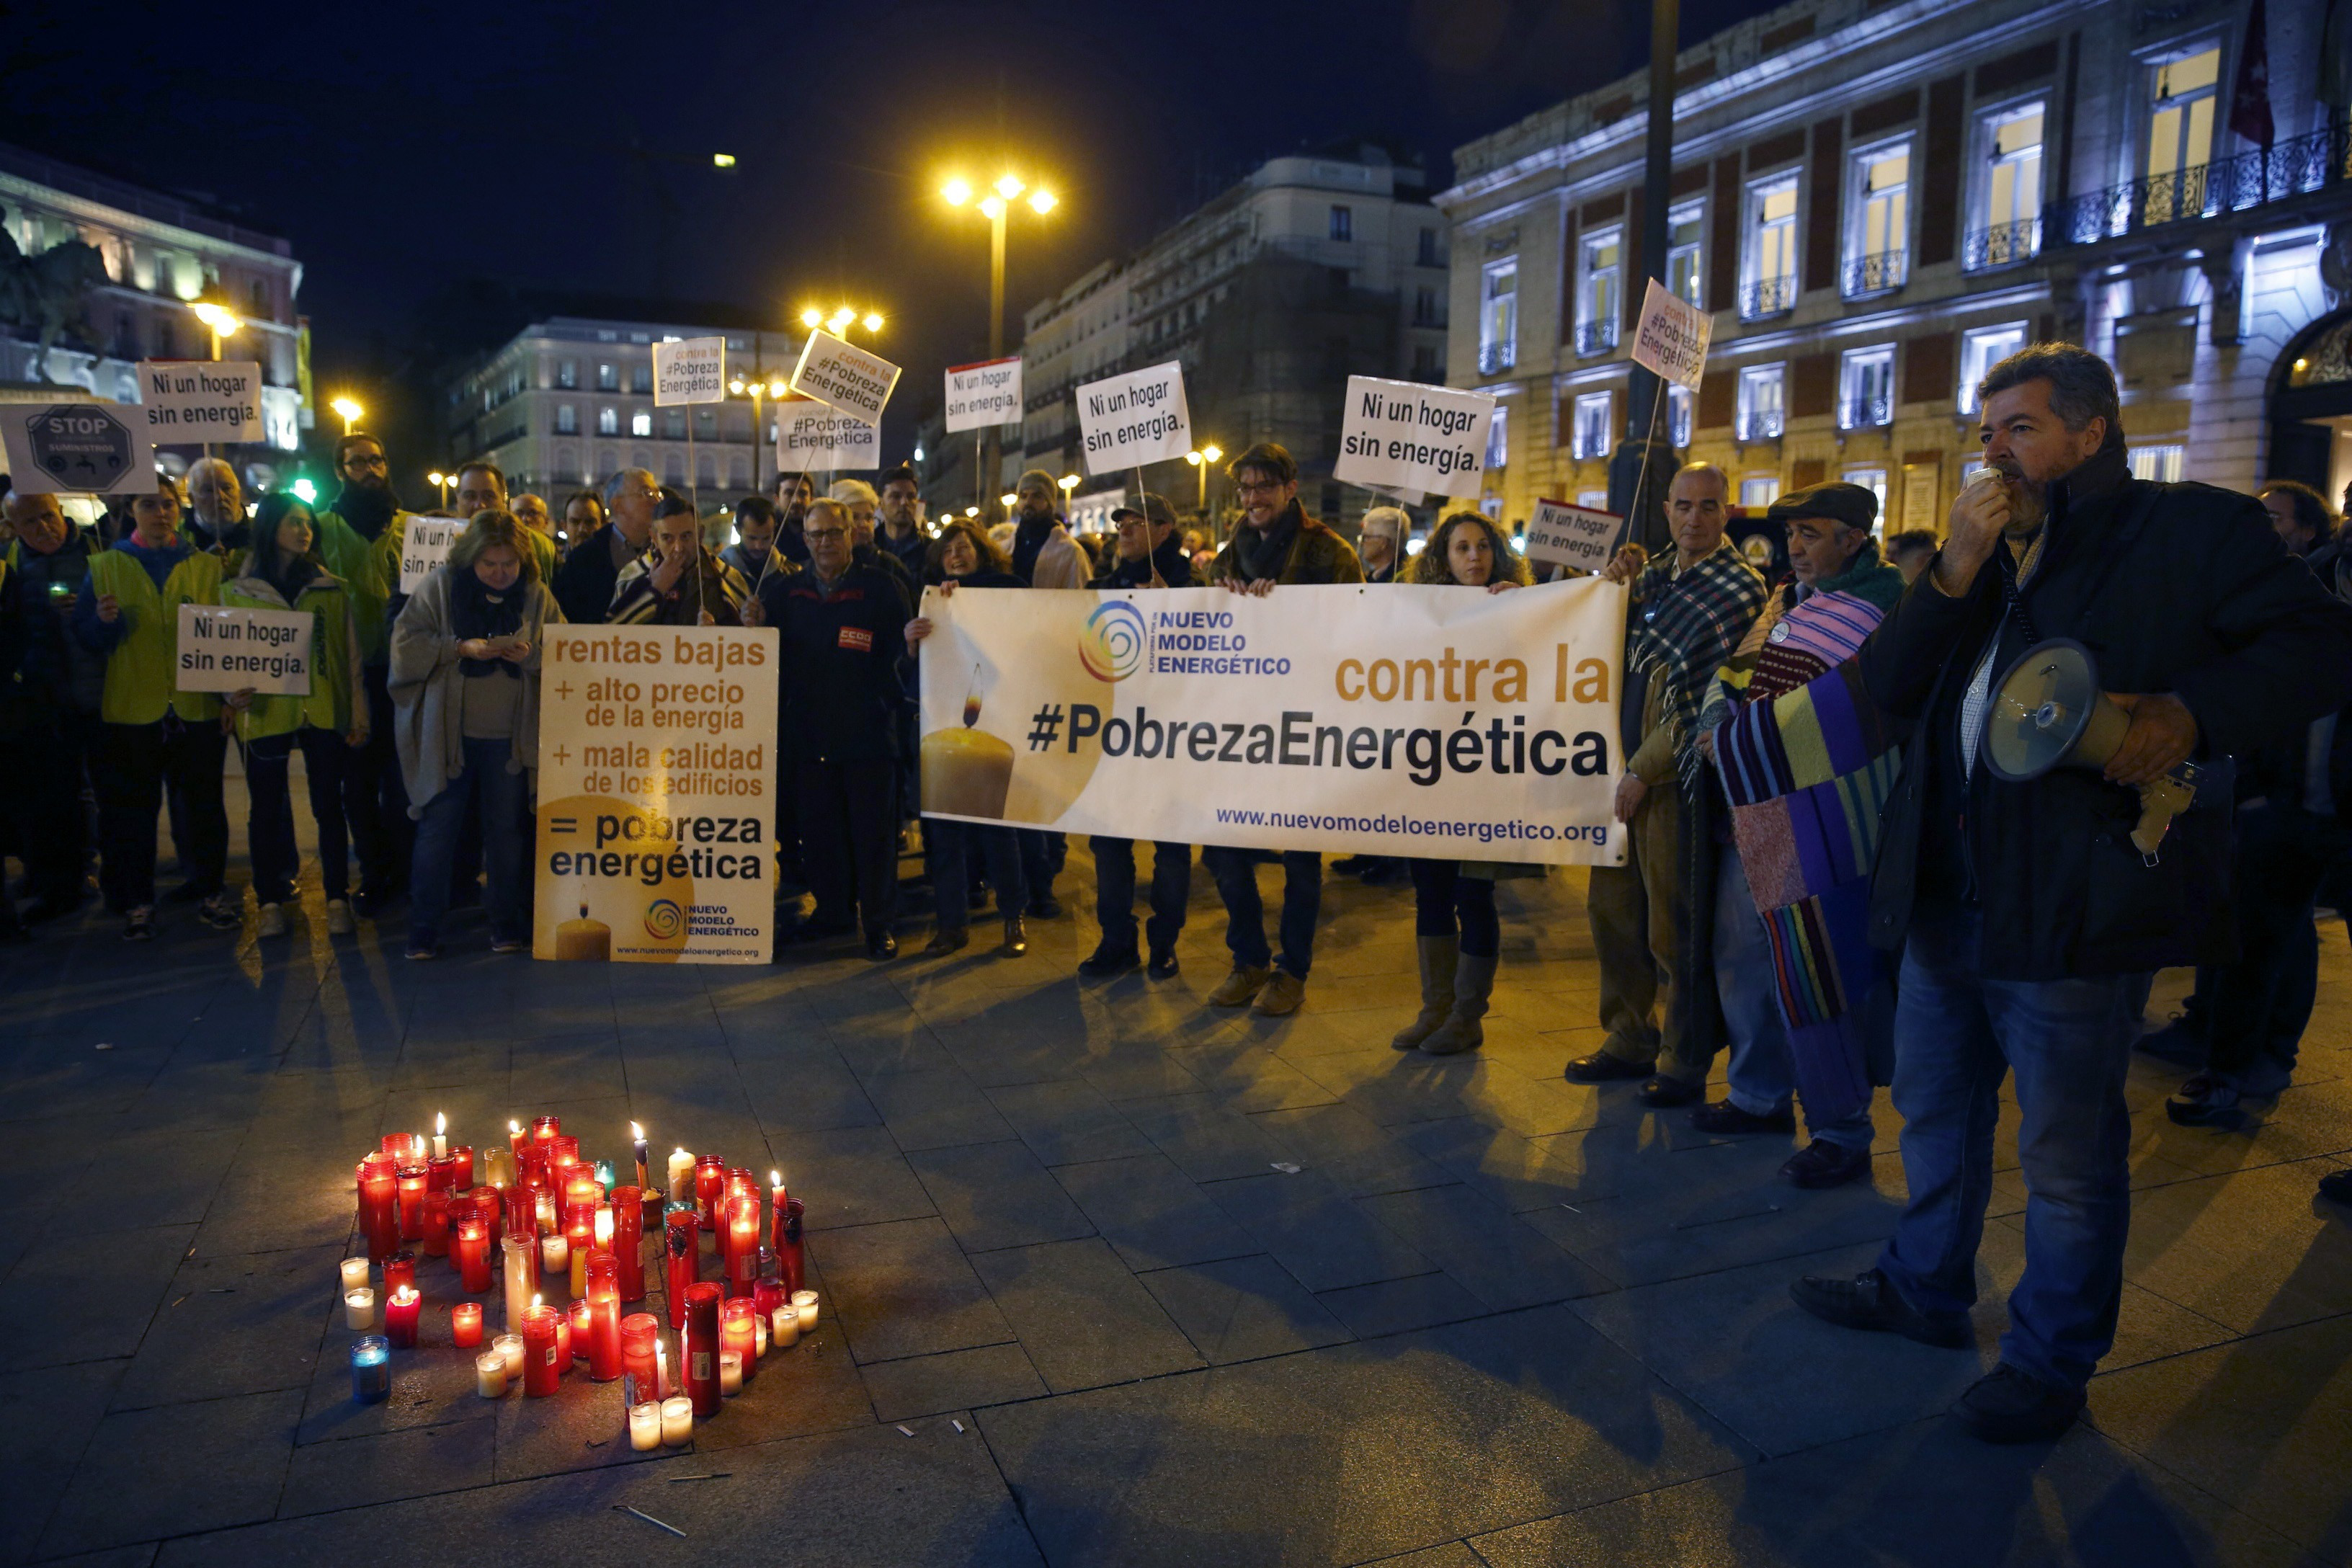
[
  {"x1": 1477, "y1": 342, "x2": 1515, "y2": 375},
  {"x1": 1838, "y1": 395, "x2": 1892, "y2": 431},
  {"x1": 1735, "y1": 409, "x2": 1784, "y2": 441},
  {"x1": 2050, "y1": 124, "x2": 2352, "y2": 246},
  {"x1": 1740, "y1": 275, "x2": 1796, "y2": 320},
  {"x1": 1963, "y1": 218, "x2": 2041, "y2": 270},
  {"x1": 1574, "y1": 318, "x2": 1619, "y2": 357},
  {"x1": 1842, "y1": 250, "x2": 1907, "y2": 298}
]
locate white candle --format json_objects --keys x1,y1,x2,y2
[
  {"x1": 493, "y1": 1333, "x2": 525, "y2": 1378},
  {"x1": 502, "y1": 1234, "x2": 534, "y2": 1336},
  {"x1": 792, "y1": 1288, "x2": 819, "y2": 1332},
  {"x1": 719, "y1": 1350, "x2": 743, "y2": 1396},
  {"x1": 660, "y1": 1394, "x2": 693, "y2": 1446},
  {"x1": 339, "y1": 1257, "x2": 370, "y2": 1295},
  {"x1": 771, "y1": 1306, "x2": 800, "y2": 1349},
  {"x1": 540, "y1": 1231, "x2": 569, "y2": 1275},
  {"x1": 629, "y1": 1401, "x2": 662, "y2": 1451},
  {"x1": 344, "y1": 1288, "x2": 375, "y2": 1329},
  {"x1": 754, "y1": 1311, "x2": 768, "y2": 1358},
  {"x1": 667, "y1": 1148, "x2": 694, "y2": 1204},
  {"x1": 654, "y1": 1333, "x2": 670, "y2": 1398},
  {"x1": 432, "y1": 1112, "x2": 447, "y2": 1160},
  {"x1": 475, "y1": 1351, "x2": 507, "y2": 1398}
]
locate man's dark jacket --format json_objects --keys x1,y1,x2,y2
[
  {"x1": 551, "y1": 524, "x2": 633, "y2": 628},
  {"x1": 1861, "y1": 442, "x2": 2352, "y2": 979},
  {"x1": 754, "y1": 562, "x2": 912, "y2": 767},
  {"x1": 1090, "y1": 533, "x2": 1198, "y2": 589}
]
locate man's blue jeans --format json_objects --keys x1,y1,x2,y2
[
  {"x1": 1203, "y1": 847, "x2": 1321, "y2": 979},
  {"x1": 1092, "y1": 836, "x2": 1190, "y2": 955},
  {"x1": 1876, "y1": 900, "x2": 2145, "y2": 1391},
  {"x1": 409, "y1": 738, "x2": 532, "y2": 948},
  {"x1": 1715, "y1": 847, "x2": 1874, "y2": 1150}
]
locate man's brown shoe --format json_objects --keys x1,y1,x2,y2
[
  {"x1": 1208, "y1": 965, "x2": 1273, "y2": 1007},
  {"x1": 1253, "y1": 969, "x2": 1306, "y2": 1016}
]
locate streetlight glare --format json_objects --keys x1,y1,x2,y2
[
  {"x1": 767, "y1": 380, "x2": 785, "y2": 398},
  {"x1": 1058, "y1": 474, "x2": 1078, "y2": 491},
  {"x1": 1203, "y1": 444, "x2": 1222, "y2": 463},
  {"x1": 329, "y1": 396, "x2": 362, "y2": 421},
  {"x1": 941, "y1": 177, "x2": 972, "y2": 207},
  {"x1": 728, "y1": 378, "x2": 747, "y2": 395},
  {"x1": 1000, "y1": 493, "x2": 1018, "y2": 507},
  {"x1": 994, "y1": 174, "x2": 1025, "y2": 200},
  {"x1": 1029, "y1": 189, "x2": 1056, "y2": 215},
  {"x1": 862, "y1": 312, "x2": 883, "y2": 334},
  {"x1": 979, "y1": 195, "x2": 1007, "y2": 220},
  {"x1": 190, "y1": 301, "x2": 241, "y2": 338},
  {"x1": 427, "y1": 471, "x2": 446, "y2": 486},
  {"x1": 1185, "y1": 452, "x2": 1202, "y2": 467},
  {"x1": 712, "y1": 153, "x2": 737, "y2": 169},
  {"x1": 964, "y1": 506, "x2": 979, "y2": 517},
  {"x1": 798, "y1": 307, "x2": 823, "y2": 329}
]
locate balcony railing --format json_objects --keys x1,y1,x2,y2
[
  {"x1": 1964, "y1": 218, "x2": 2042, "y2": 270},
  {"x1": 1478, "y1": 342, "x2": 1515, "y2": 375},
  {"x1": 1843, "y1": 250, "x2": 1907, "y2": 297},
  {"x1": 1740, "y1": 275, "x2": 1796, "y2": 319},
  {"x1": 1838, "y1": 394, "x2": 1892, "y2": 430},
  {"x1": 1735, "y1": 408, "x2": 1785, "y2": 441},
  {"x1": 2051, "y1": 123, "x2": 2352, "y2": 246},
  {"x1": 1574, "y1": 318, "x2": 1619, "y2": 357}
]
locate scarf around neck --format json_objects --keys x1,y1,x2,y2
[
  {"x1": 450, "y1": 569, "x2": 525, "y2": 679},
  {"x1": 1232, "y1": 502, "x2": 1303, "y2": 582}
]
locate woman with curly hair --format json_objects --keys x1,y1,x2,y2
[{"x1": 1392, "y1": 512, "x2": 1536, "y2": 1054}]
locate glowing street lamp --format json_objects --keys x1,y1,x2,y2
[
  {"x1": 329, "y1": 396, "x2": 364, "y2": 436},
  {"x1": 1058, "y1": 473, "x2": 1079, "y2": 517},
  {"x1": 427, "y1": 470, "x2": 453, "y2": 509},
  {"x1": 728, "y1": 372, "x2": 790, "y2": 493},
  {"x1": 1184, "y1": 444, "x2": 1224, "y2": 527},
  {"x1": 190, "y1": 300, "x2": 241, "y2": 360},
  {"x1": 942, "y1": 168, "x2": 1059, "y2": 510}
]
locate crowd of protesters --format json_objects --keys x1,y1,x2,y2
[{"x1": 6, "y1": 342, "x2": 2352, "y2": 1440}]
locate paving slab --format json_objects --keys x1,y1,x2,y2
[
  {"x1": 113, "y1": 1244, "x2": 339, "y2": 1409},
  {"x1": 814, "y1": 1216, "x2": 1015, "y2": 1365},
  {"x1": 1203, "y1": 1169, "x2": 1433, "y2": 1294},
  {"x1": 905, "y1": 1139, "x2": 1099, "y2": 1254},
  {"x1": 859, "y1": 1341, "x2": 1051, "y2": 1422},
  {"x1": 1051, "y1": 1151, "x2": 1260, "y2": 1273},
  {"x1": 0, "y1": 1360, "x2": 124, "y2": 1564},
  {"x1": 1139, "y1": 1253, "x2": 1355, "y2": 1364},
  {"x1": 39, "y1": 1387, "x2": 302, "y2": 1557},
  {"x1": 277, "y1": 1415, "x2": 497, "y2": 1517},
  {"x1": 970, "y1": 1237, "x2": 1206, "y2": 1391},
  {"x1": 0, "y1": 1223, "x2": 196, "y2": 1373}
]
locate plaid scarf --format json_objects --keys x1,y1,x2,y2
[{"x1": 1628, "y1": 540, "x2": 1768, "y2": 788}]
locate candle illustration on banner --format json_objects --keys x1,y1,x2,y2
[
  {"x1": 554, "y1": 904, "x2": 610, "y2": 961},
  {"x1": 921, "y1": 668, "x2": 1014, "y2": 819}
]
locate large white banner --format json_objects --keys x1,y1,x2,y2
[
  {"x1": 135, "y1": 360, "x2": 266, "y2": 443},
  {"x1": 1332, "y1": 375, "x2": 1495, "y2": 501},
  {"x1": 916, "y1": 582, "x2": 1628, "y2": 865},
  {"x1": 944, "y1": 357, "x2": 1023, "y2": 432},
  {"x1": 790, "y1": 330, "x2": 899, "y2": 424},
  {"x1": 774, "y1": 395, "x2": 879, "y2": 473},
  {"x1": 533, "y1": 626, "x2": 781, "y2": 963},
  {"x1": 1075, "y1": 361, "x2": 1190, "y2": 475},
  {"x1": 175, "y1": 604, "x2": 313, "y2": 695}
]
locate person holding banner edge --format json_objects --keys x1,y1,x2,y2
[
  {"x1": 1203, "y1": 442, "x2": 1363, "y2": 1015},
  {"x1": 1391, "y1": 511, "x2": 1536, "y2": 1054}
]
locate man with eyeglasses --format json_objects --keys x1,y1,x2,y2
[
  {"x1": 317, "y1": 433, "x2": 411, "y2": 913},
  {"x1": 1200, "y1": 442, "x2": 1363, "y2": 1015},
  {"x1": 769, "y1": 471, "x2": 814, "y2": 566},
  {"x1": 553, "y1": 468, "x2": 659, "y2": 628}
]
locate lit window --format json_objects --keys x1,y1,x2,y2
[
  {"x1": 1577, "y1": 489, "x2": 1611, "y2": 509},
  {"x1": 1479, "y1": 259, "x2": 1518, "y2": 374},
  {"x1": 1959, "y1": 322, "x2": 2029, "y2": 412},
  {"x1": 2144, "y1": 46, "x2": 2221, "y2": 226},
  {"x1": 1740, "y1": 476, "x2": 1781, "y2": 508},
  {"x1": 1846, "y1": 141, "x2": 1910, "y2": 295},
  {"x1": 1572, "y1": 391, "x2": 1614, "y2": 460},
  {"x1": 1666, "y1": 202, "x2": 1704, "y2": 308},
  {"x1": 1743, "y1": 176, "x2": 1799, "y2": 317},
  {"x1": 558, "y1": 360, "x2": 579, "y2": 390},
  {"x1": 1578, "y1": 228, "x2": 1622, "y2": 354},
  {"x1": 1839, "y1": 345, "x2": 1895, "y2": 429},
  {"x1": 1972, "y1": 103, "x2": 2044, "y2": 267},
  {"x1": 1841, "y1": 466, "x2": 1889, "y2": 527},
  {"x1": 597, "y1": 406, "x2": 618, "y2": 435},
  {"x1": 1736, "y1": 363, "x2": 1785, "y2": 440},
  {"x1": 597, "y1": 362, "x2": 618, "y2": 391},
  {"x1": 1486, "y1": 404, "x2": 1510, "y2": 468},
  {"x1": 556, "y1": 404, "x2": 578, "y2": 435},
  {"x1": 1668, "y1": 385, "x2": 1693, "y2": 447},
  {"x1": 2130, "y1": 444, "x2": 2186, "y2": 482},
  {"x1": 631, "y1": 411, "x2": 652, "y2": 437}
]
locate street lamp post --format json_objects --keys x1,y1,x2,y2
[
  {"x1": 1184, "y1": 444, "x2": 1224, "y2": 540},
  {"x1": 427, "y1": 471, "x2": 453, "y2": 510},
  {"x1": 190, "y1": 300, "x2": 241, "y2": 362},
  {"x1": 329, "y1": 397, "x2": 364, "y2": 437},
  {"x1": 943, "y1": 172, "x2": 1056, "y2": 513},
  {"x1": 1057, "y1": 473, "x2": 1079, "y2": 525},
  {"x1": 729, "y1": 373, "x2": 787, "y2": 495}
]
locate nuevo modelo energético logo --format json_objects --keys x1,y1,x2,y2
[
  {"x1": 643, "y1": 899, "x2": 686, "y2": 940},
  {"x1": 1078, "y1": 600, "x2": 1148, "y2": 682}
]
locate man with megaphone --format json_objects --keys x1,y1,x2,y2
[{"x1": 1788, "y1": 343, "x2": 2352, "y2": 1443}]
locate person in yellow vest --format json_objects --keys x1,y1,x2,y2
[
  {"x1": 221, "y1": 494, "x2": 368, "y2": 939},
  {"x1": 316, "y1": 432, "x2": 415, "y2": 914},
  {"x1": 72, "y1": 475, "x2": 240, "y2": 940}
]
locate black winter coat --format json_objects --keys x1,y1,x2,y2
[
  {"x1": 757, "y1": 563, "x2": 912, "y2": 766},
  {"x1": 1861, "y1": 444, "x2": 2352, "y2": 979}
]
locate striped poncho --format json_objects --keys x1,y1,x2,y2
[{"x1": 1705, "y1": 545, "x2": 1907, "y2": 1124}]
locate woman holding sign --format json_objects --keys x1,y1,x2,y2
[
  {"x1": 390, "y1": 509, "x2": 556, "y2": 961},
  {"x1": 221, "y1": 494, "x2": 369, "y2": 940},
  {"x1": 1391, "y1": 512, "x2": 1537, "y2": 1056}
]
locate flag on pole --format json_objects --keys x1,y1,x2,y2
[{"x1": 2231, "y1": 0, "x2": 2276, "y2": 148}]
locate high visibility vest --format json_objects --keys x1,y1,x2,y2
[
  {"x1": 219, "y1": 572, "x2": 359, "y2": 741},
  {"x1": 86, "y1": 547, "x2": 225, "y2": 726}
]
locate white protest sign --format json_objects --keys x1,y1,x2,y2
[
  {"x1": 944, "y1": 357, "x2": 1023, "y2": 433},
  {"x1": 175, "y1": 603, "x2": 313, "y2": 695},
  {"x1": 774, "y1": 395, "x2": 880, "y2": 473},
  {"x1": 134, "y1": 360, "x2": 265, "y2": 442},
  {"x1": 1523, "y1": 498, "x2": 1629, "y2": 574},
  {"x1": 789, "y1": 331, "x2": 900, "y2": 424},
  {"x1": 1629, "y1": 278, "x2": 1711, "y2": 390},
  {"x1": 398, "y1": 516, "x2": 466, "y2": 593},
  {"x1": 1332, "y1": 375, "x2": 1496, "y2": 501},
  {"x1": 1075, "y1": 360, "x2": 1190, "y2": 476},
  {"x1": 652, "y1": 337, "x2": 726, "y2": 406},
  {"x1": 0, "y1": 403, "x2": 156, "y2": 495}
]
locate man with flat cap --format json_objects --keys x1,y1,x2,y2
[{"x1": 1692, "y1": 481, "x2": 1907, "y2": 1188}]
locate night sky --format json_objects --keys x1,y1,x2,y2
[{"x1": 6, "y1": 0, "x2": 1783, "y2": 472}]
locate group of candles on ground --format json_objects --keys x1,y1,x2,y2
[{"x1": 344, "y1": 1114, "x2": 818, "y2": 1450}]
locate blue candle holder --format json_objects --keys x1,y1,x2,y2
[
  {"x1": 351, "y1": 1335, "x2": 391, "y2": 1404},
  {"x1": 594, "y1": 1158, "x2": 616, "y2": 1188}
]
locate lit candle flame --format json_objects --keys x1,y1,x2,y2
[
  {"x1": 674, "y1": 1147, "x2": 689, "y2": 1159},
  {"x1": 631, "y1": 1121, "x2": 644, "y2": 1140},
  {"x1": 770, "y1": 1170, "x2": 782, "y2": 1189},
  {"x1": 435, "y1": 1111, "x2": 446, "y2": 1136},
  {"x1": 509, "y1": 1120, "x2": 522, "y2": 1134},
  {"x1": 531, "y1": 1293, "x2": 542, "y2": 1310}
]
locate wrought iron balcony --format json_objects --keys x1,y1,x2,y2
[
  {"x1": 1735, "y1": 409, "x2": 1784, "y2": 441},
  {"x1": 1963, "y1": 218, "x2": 2041, "y2": 270},
  {"x1": 1477, "y1": 342, "x2": 1515, "y2": 375},
  {"x1": 1842, "y1": 250, "x2": 1907, "y2": 297},
  {"x1": 1839, "y1": 395, "x2": 1892, "y2": 430},
  {"x1": 1740, "y1": 275, "x2": 1796, "y2": 319},
  {"x1": 2050, "y1": 123, "x2": 2352, "y2": 246},
  {"x1": 1574, "y1": 318, "x2": 1619, "y2": 357}
]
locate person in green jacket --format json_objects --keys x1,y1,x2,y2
[
  {"x1": 223, "y1": 494, "x2": 368, "y2": 939},
  {"x1": 72, "y1": 475, "x2": 239, "y2": 940}
]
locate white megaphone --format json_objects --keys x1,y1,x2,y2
[{"x1": 1981, "y1": 638, "x2": 2199, "y2": 861}]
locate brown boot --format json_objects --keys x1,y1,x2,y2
[
  {"x1": 1420, "y1": 954, "x2": 1497, "y2": 1056},
  {"x1": 1392, "y1": 936, "x2": 1458, "y2": 1050},
  {"x1": 1208, "y1": 964, "x2": 1272, "y2": 1007}
]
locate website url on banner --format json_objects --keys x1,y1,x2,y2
[{"x1": 1213, "y1": 807, "x2": 1608, "y2": 846}]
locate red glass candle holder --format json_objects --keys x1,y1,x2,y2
[
  {"x1": 665, "y1": 1209, "x2": 698, "y2": 1330},
  {"x1": 504, "y1": 1177, "x2": 538, "y2": 1242},
  {"x1": 531, "y1": 1115, "x2": 561, "y2": 1148},
  {"x1": 451, "y1": 1301, "x2": 484, "y2": 1348},
  {"x1": 451, "y1": 1145, "x2": 476, "y2": 1191},
  {"x1": 586, "y1": 1254, "x2": 623, "y2": 1381},
  {"x1": 453, "y1": 1217, "x2": 492, "y2": 1294},
  {"x1": 620, "y1": 1311, "x2": 660, "y2": 1407},
  {"x1": 567, "y1": 1298, "x2": 592, "y2": 1363},
  {"x1": 357, "y1": 1158, "x2": 400, "y2": 1261},
  {"x1": 723, "y1": 1195, "x2": 761, "y2": 1299},
  {"x1": 383, "y1": 1251, "x2": 417, "y2": 1299},
  {"x1": 384, "y1": 1285, "x2": 422, "y2": 1349},
  {"x1": 381, "y1": 1132, "x2": 424, "y2": 1160},
  {"x1": 522, "y1": 1304, "x2": 561, "y2": 1396},
  {"x1": 421, "y1": 1190, "x2": 452, "y2": 1257},
  {"x1": 471, "y1": 1188, "x2": 503, "y2": 1249},
  {"x1": 427, "y1": 1152, "x2": 458, "y2": 1193},
  {"x1": 778, "y1": 1197, "x2": 806, "y2": 1294},
  {"x1": 693, "y1": 1155, "x2": 726, "y2": 1230},
  {"x1": 768, "y1": 1180, "x2": 790, "y2": 1260},
  {"x1": 721, "y1": 1296, "x2": 758, "y2": 1385},
  {"x1": 612, "y1": 1187, "x2": 646, "y2": 1301},
  {"x1": 682, "y1": 1281, "x2": 723, "y2": 1417},
  {"x1": 395, "y1": 1163, "x2": 429, "y2": 1241},
  {"x1": 550, "y1": 1136, "x2": 582, "y2": 1183}
]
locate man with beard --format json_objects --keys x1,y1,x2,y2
[
  {"x1": 722, "y1": 496, "x2": 780, "y2": 583},
  {"x1": 318, "y1": 433, "x2": 412, "y2": 913},
  {"x1": 184, "y1": 458, "x2": 248, "y2": 556},
  {"x1": 1200, "y1": 442, "x2": 1363, "y2": 1015},
  {"x1": 769, "y1": 471, "x2": 814, "y2": 566},
  {"x1": 1007, "y1": 468, "x2": 1087, "y2": 587},
  {"x1": 1792, "y1": 344, "x2": 2352, "y2": 1443},
  {"x1": 875, "y1": 465, "x2": 931, "y2": 579},
  {"x1": 553, "y1": 468, "x2": 659, "y2": 627}
]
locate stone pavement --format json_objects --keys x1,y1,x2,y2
[{"x1": 3, "y1": 823, "x2": 2350, "y2": 1566}]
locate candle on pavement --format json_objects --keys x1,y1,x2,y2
[
  {"x1": 344, "y1": 1287, "x2": 375, "y2": 1330},
  {"x1": 540, "y1": 1230, "x2": 568, "y2": 1283},
  {"x1": 633, "y1": 1122, "x2": 651, "y2": 1194},
  {"x1": 502, "y1": 1234, "x2": 535, "y2": 1335},
  {"x1": 667, "y1": 1148, "x2": 693, "y2": 1205},
  {"x1": 721, "y1": 1296, "x2": 757, "y2": 1385},
  {"x1": 719, "y1": 1351, "x2": 743, "y2": 1396},
  {"x1": 451, "y1": 1302, "x2": 484, "y2": 1348},
  {"x1": 339, "y1": 1256, "x2": 370, "y2": 1295},
  {"x1": 384, "y1": 1285, "x2": 421, "y2": 1349},
  {"x1": 659, "y1": 1394, "x2": 692, "y2": 1447},
  {"x1": 522, "y1": 1304, "x2": 561, "y2": 1396},
  {"x1": 792, "y1": 1288, "x2": 819, "y2": 1332},
  {"x1": 432, "y1": 1112, "x2": 447, "y2": 1159},
  {"x1": 476, "y1": 1349, "x2": 507, "y2": 1398},
  {"x1": 492, "y1": 1333, "x2": 524, "y2": 1378},
  {"x1": 629, "y1": 1400, "x2": 662, "y2": 1451},
  {"x1": 351, "y1": 1335, "x2": 389, "y2": 1403}
]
